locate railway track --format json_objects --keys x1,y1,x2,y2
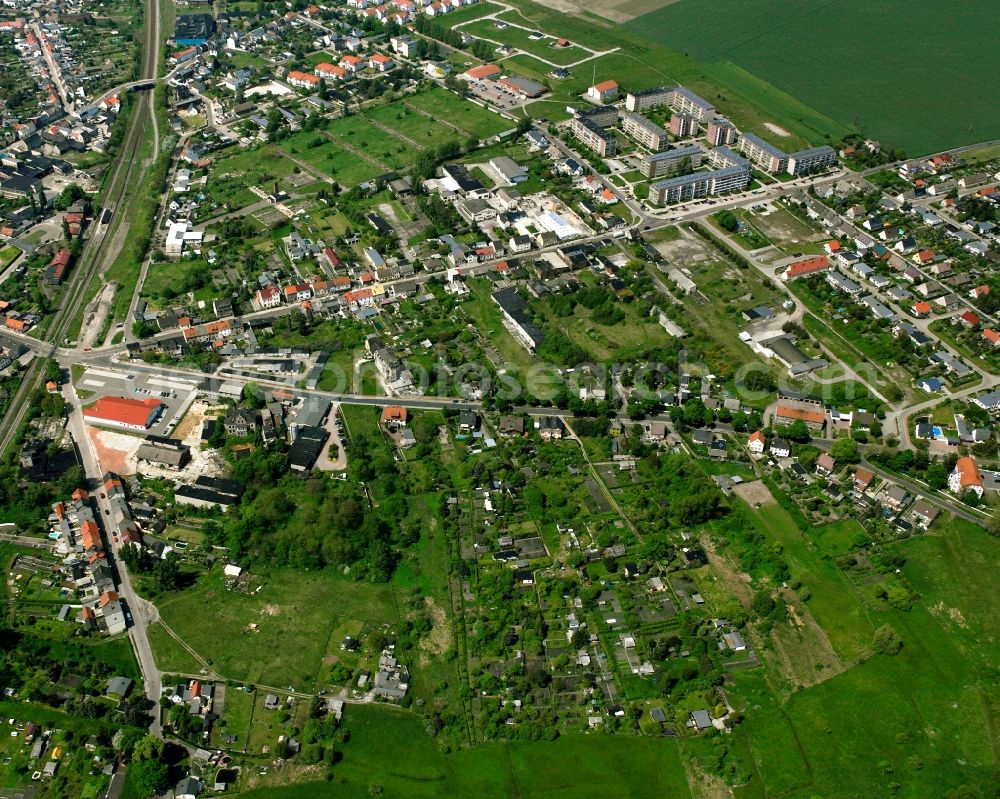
[{"x1": 0, "y1": 0, "x2": 160, "y2": 457}]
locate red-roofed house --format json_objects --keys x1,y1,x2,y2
[
  {"x1": 984, "y1": 328, "x2": 1000, "y2": 347},
  {"x1": 314, "y1": 63, "x2": 348, "y2": 80},
  {"x1": 970, "y1": 284, "x2": 990, "y2": 300},
  {"x1": 587, "y1": 80, "x2": 618, "y2": 103},
  {"x1": 381, "y1": 406, "x2": 408, "y2": 426},
  {"x1": 287, "y1": 70, "x2": 320, "y2": 88},
  {"x1": 824, "y1": 240, "x2": 841, "y2": 254},
  {"x1": 958, "y1": 310, "x2": 980, "y2": 328},
  {"x1": 340, "y1": 55, "x2": 364, "y2": 72},
  {"x1": 747, "y1": 431, "x2": 765, "y2": 455},
  {"x1": 913, "y1": 249, "x2": 934, "y2": 264},
  {"x1": 256, "y1": 285, "x2": 282, "y2": 309},
  {"x1": 370, "y1": 53, "x2": 394, "y2": 71},
  {"x1": 323, "y1": 248, "x2": 341, "y2": 269},
  {"x1": 781, "y1": 256, "x2": 830, "y2": 281},
  {"x1": 949, "y1": 456, "x2": 983, "y2": 497},
  {"x1": 283, "y1": 282, "x2": 313, "y2": 302},
  {"x1": 83, "y1": 397, "x2": 163, "y2": 430},
  {"x1": 912, "y1": 300, "x2": 931, "y2": 317}
]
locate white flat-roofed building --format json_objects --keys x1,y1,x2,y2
[
  {"x1": 625, "y1": 86, "x2": 672, "y2": 112},
  {"x1": 788, "y1": 145, "x2": 837, "y2": 175}
]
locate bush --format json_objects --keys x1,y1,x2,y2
[{"x1": 873, "y1": 624, "x2": 903, "y2": 655}]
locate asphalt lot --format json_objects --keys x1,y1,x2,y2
[{"x1": 78, "y1": 366, "x2": 200, "y2": 436}]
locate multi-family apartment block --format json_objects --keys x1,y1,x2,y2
[
  {"x1": 620, "y1": 111, "x2": 668, "y2": 151},
  {"x1": 649, "y1": 164, "x2": 750, "y2": 204},
  {"x1": 738, "y1": 132, "x2": 789, "y2": 173},
  {"x1": 639, "y1": 144, "x2": 704, "y2": 179},
  {"x1": 787, "y1": 145, "x2": 837, "y2": 175},
  {"x1": 624, "y1": 86, "x2": 672, "y2": 112},
  {"x1": 705, "y1": 117, "x2": 737, "y2": 146},
  {"x1": 570, "y1": 116, "x2": 617, "y2": 157},
  {"x1": 706, "y1": 145, "x2": 750, "y2": 170},
  {"x1": 669, "y1": 112, "x2": 698, "y2": 138},
  {"x1": 579, "y1": 105, "x2": 618, "y2": 128},
  {"x1": 670, "y1": 86, "x2": 715, "y2": 122}
]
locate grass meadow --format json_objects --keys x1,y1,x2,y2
[
  {"x1": 622, "y1": 0, "x2": 1000, "y2": 154},
  {"x1": 233, "y1": 704, "x2": 693, "y2": 798},
  {"x1": 717, "y1": 496, "x2": 1000, "y2": 798},
  {"x1": 156, "y1": 568, "x2": 399, "y2": 690}
]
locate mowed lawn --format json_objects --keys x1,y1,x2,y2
[
  {"x1": 156, "y1": 569, "x2": 399, "y2": 689},
  {"x1": 233, "y1": 704, "x2": 693, "y2": 798},
  {"x1": 623, "y1": 0, "x2": 1000, "y2": 154}
]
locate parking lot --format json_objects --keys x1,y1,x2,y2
[{"x1": 78, "y1": 366, "x2": 199, "y2": 437}]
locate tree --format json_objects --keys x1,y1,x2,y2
[
  {"x1": 53, "y1": 183, "x2": 85, "y2": 211},
  {"x1": 128, "y1": 759, "x2": 169, "y2": 798},
  {"x1": 154, "y1": 553, "x2": 180, "y2": 592},
  {"x1": 830, "y1": 437, "x2": 860, "y2": 463},
  {"x1": 132, "y1": 735, "x2": 164, "y2": 762},
  {"x1": 715, "y1": 209, "x2": 739, "y2": 232},
  {"x1": 751, "y1": 589, "x2": 775, "y2": 617},
  {"x1": 926, "y1": 462, "x2": 948, "y2": 490},
  {"x1": 784, "y1": 419, "x2": 811, "y2": 443}
]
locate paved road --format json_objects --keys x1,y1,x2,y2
[{"x1": 63, "y1": 378, "x2": 163, "y2": 736}]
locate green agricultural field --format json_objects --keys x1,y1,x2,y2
[
  {"x1": 282, "y1": 132, "x2": 383, "y2": 187},
  {"x1": 156, "y1": 568, "x2": 399, "y2": 690},
  {"x1": 148, "y1": 621, "x2": 205, "y2": 674},
  {"x1": 622, "y1": 0, "x2": 1000, "y2": 155},
  {"x1": 234, "y1": 704, "x2": 693, "y2": 798},
  {"x1": 495, "y1": 0, "x2": 845, "y2": 145},
  {"x1": 812, "y1": 517, "x2": 868, "y2": 557},
  {"x1": 365, "y1": 102, "x2": 449, "y2": 147}
]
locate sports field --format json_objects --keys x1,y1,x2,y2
[{"x1": 623, "y1": 0, "x2": 1000, "y2": 155}]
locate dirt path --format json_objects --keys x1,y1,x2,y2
[{"x1": 78, "y1": 282, "x2": 118, "y2": 349}]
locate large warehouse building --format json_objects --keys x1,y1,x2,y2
[{"x1": 83, "y1": 397, "x2": 164, "y2": 431}]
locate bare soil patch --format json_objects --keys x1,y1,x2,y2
[
  {"x1": 731, "y1": 479, "x2": 777, "y2": 507},
  {"x1": 419, "y1": 596, "x2": 452, "y2": 656},
  {"x1": 78, "y1": 282, "x2": 118, "y2": 349},
  {"x1": 88, "y1": 427, "x2": 141, "y2": 475},
  {"x1": 763, "y1": 122, "x2": 791, "y2": 138}
]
